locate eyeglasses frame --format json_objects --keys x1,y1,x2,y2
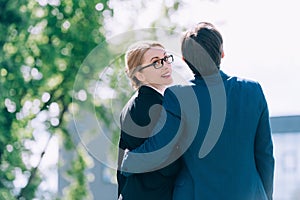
[{"x1": 138, "y1": 54, "x2": 174, "y2": 71}]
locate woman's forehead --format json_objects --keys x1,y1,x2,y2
[{"x1": 143, "y1": 47, "x2": 166, "y2": 59}]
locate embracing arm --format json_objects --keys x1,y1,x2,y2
[
  {"x1": 121, "y1": 107, "x2": 182, "y2": 174},
  {"x1": 121, "y1": 88, "x2": 184, "y2": 174}
]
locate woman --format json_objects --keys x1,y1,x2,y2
[{"x1": 117, "y1": 41, "x2": 182, "y2": 200}]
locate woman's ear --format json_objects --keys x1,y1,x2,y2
[{"x1": 135, "y1": 71, "x2": 145, "y2": 82}]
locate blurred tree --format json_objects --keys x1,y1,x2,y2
[{"x1": 0, "y1": 0, "x2": 112, "y2": 199}]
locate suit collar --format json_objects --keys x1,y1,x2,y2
[{"x1": 192, "y1": 70, "x2": 229, "y2": 85}]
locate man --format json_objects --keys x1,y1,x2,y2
[{"x1": 121, "y1": 22, "x2": 274, "y2": 200}]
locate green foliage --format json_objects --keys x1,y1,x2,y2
[
  {"x1": 0, "y1": 0, "x2": 112, "y2": 199},
  {"x1": 63, "y1": 148, "x2": 89, "y2": 200}
]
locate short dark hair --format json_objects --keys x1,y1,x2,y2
[{"x1": 181, "y1": 22, "x2": 223, "y2": 76}]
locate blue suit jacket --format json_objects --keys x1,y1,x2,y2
[{"x1": 121, "y1": 71, "x2": 274, "y2": 200}]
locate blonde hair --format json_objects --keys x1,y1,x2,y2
[{"x1": 125, "y1": 41, "x2": 164, "y2": 89}]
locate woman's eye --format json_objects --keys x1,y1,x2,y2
[{"x1": 153, "y1": 60, "x2": 160, "y2": 66}]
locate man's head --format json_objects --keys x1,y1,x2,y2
[{"x1": 181, "y1": 22, "x2": 224, "y2": 76}]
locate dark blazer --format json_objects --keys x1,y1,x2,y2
[
  {"x1": 122, "y1": 71, "x2": 275, "y2": 200},
  {"x1": 117, "y1": 86, "x2": 182, "y2": 200}
]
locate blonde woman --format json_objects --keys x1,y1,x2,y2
[{"x1": 117, "y1": 41, "x2": 182, "y2": 200}]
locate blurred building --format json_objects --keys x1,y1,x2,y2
[{"x1": 270, "y1": 115, "x2": 300, "y2": 199}]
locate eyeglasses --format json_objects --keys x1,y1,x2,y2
[{"x1": 138, "y1": 55, "x2": 174, "y2": 71}]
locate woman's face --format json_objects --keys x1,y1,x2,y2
[{"x1": 136, "y1": 47, "x2": 173, "y2": 91}]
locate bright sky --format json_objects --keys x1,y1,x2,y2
[{"x1": 106, "y1": 0, "x2": 300, "y2": 117}]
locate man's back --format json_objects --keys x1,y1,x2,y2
[
  {"x1": 121, "y1": 71, "x2": 274, "y2": 199},
  {"x1": 166, "y1": 71, "x2": 274, "y2": 199}
]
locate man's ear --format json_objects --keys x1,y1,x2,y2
[
  {"x1": 221, "y1": 51, "x2": 225, "y2": 58},
  {"x1": 135, "y1": 71, "x2": 145, "y2": 82}
]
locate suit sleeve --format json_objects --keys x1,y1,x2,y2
[
  {"x1": 254, "y1": 85, "x2": 275, "y2": 200},
  {"x1": 117, "y1": 132, "x2": 128, "y2": 195},
  {"x1": 121, "y1": 88, "x2": 183, "y2": 174}
]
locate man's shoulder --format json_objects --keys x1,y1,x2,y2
[
  {"x1": 227, "y1": 75, "x2": 262, "y2": 90},
  {"x1": 225, "y1": 75, "x2": 266, "y2": 103},
  {"x1": 232, "y1": 76, "x2": 258, "y2": 84}
]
